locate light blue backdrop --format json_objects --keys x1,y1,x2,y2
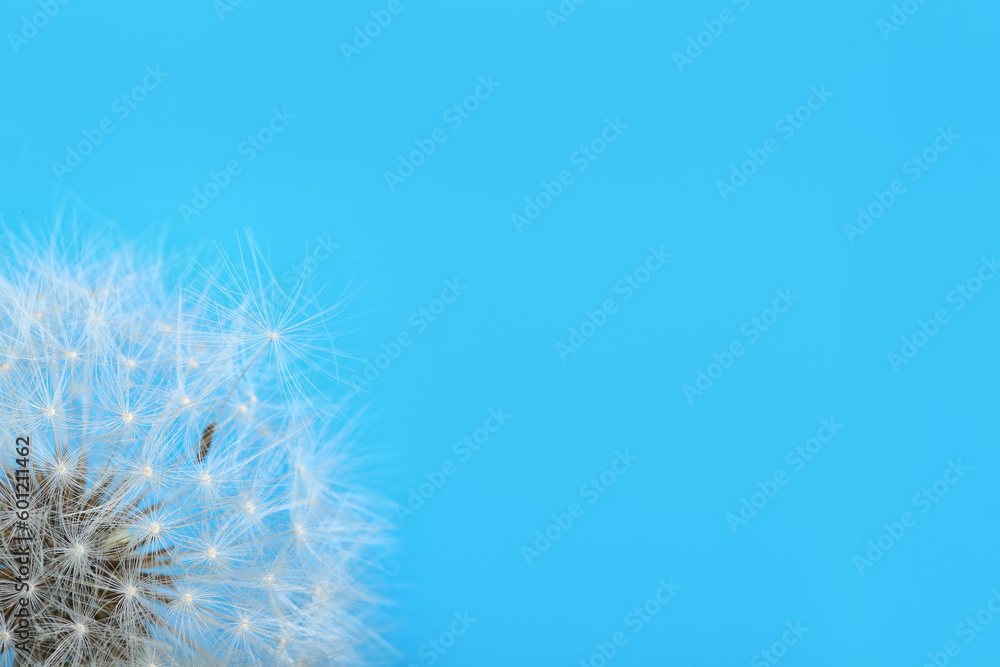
[{"x1": 2, "y1": 1, "x2": 999, "y2": 665}]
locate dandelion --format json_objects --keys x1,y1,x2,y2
[{"x1": 0, "y1": 226, "x2": 386, "y2": 665}]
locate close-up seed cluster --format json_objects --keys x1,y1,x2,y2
[{"x1": 0, "y1": 230, "x2": 384, "y2": 666}]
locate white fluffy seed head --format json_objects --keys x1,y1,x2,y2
[{"x1": 0, "y1": 227, "x2": 386, "y2": 666}]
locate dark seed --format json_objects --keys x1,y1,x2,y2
[{"x1": 197, "y1": 422, "x2": 216, "y2": 463}]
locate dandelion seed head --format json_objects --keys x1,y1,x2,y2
[{"x1": 0, "y1": 226, "x2": 386, "y2": 665}]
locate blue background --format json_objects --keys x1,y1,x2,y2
[{"x1": 2, "y1": 1, "x2": 999, "y2": 665}]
